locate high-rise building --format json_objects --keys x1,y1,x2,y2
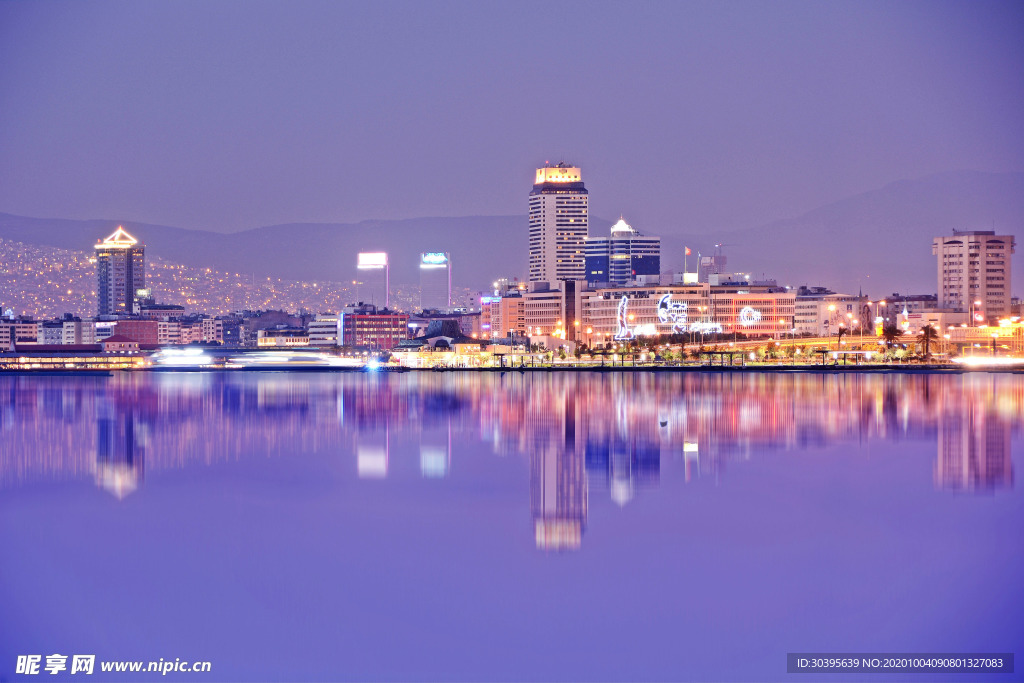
[
  {"x1": 528, "y1": 163, "x2": 588, "y2": 283},
  {"x1": 95, "y1": 226, "x2": 145, "y2": 317},
  {"x1": 584, "y1": 217, "x2": 661, "y2": 286},
  {"x1": 419, "y1": 252, "x2": 451, "y2": 310},
  {"x1": 933, "y1": 230, "x2": 1015, "y2": 322}
]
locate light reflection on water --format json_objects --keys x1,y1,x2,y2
[{"x1": 0, "y1": 371, "x2": 1021, "y2": 681}]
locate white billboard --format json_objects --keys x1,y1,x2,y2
[{"x1": 357, "y1": 252, "x2": 388, "y2": 269}]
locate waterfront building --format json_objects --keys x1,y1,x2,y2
[
  {"x1": 523, "y1": 282, "x2": 575, "y2": 340},
  {"x1": 39, "y1": 321, "x2": 65, "y2": 345},
  {"x1": 481, "y1": 294, "x2": 527, "y2": 340},
  {"x1": 201, "y1": 318, "x2": 224, "y2": 344},
  {"x1": 61, "y1": 318, "x2": 95, "y2": 345},
  {"x1": 529, "y1": 163, "x2": 588, "y2": 282},
  {"x1": 577, "y1": 283, "x2": 795, "y2": 345},
  {"x1": 308, "y1": 315, "x2": 341, "y2": 347},
  {"x1": 102, "y1": 335, "x2": 141, "y2": 353},
  {"x1": 95, "y1": 226, "x2": 146, "y2": 317},
  {"x1": 584, "y1": 217, "x2": 661, "y2": 287},
  {"x1": 113, "y1": 320, "x2": 159, "y2": 345},
  {"x1": 257, "y1": 327, "x2": 310, "y2": 347},
  {"x1": 339, "y1": 303, "x2": 409, "y2": 350},
  {"x1": 793, "y1": 287, "x2": 867, "y2": 336},
  {"x1": 0, "y1": 319, "x2": 41, "y2": 345},
  {"x1": 932, "y1": 230, "x2": 1015, "y2": 322}
]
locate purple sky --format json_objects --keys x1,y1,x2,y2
[{"x1": 1, "y1": 0, "x2": 1022, "y2": 234}]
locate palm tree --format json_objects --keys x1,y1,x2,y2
[
  {"x1": 917, "y1": 325, "x2": 939, "y2": 361},
  {"x1": 835, "y1": 325, "x2": 847, "y2": 350},
  {"x1": 882, "y1": 323, "x2": 903, "y2": 349}
]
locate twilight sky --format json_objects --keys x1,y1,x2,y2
[{"x1": 1, "y1": 0, "x2": 1022, "y2": 235}]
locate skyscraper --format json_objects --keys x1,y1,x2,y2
[
  {"x1": 95, "y1": 226, "x2": 145, "y2": 317},
  {"x1": 932, "y1": 230, "x2": 1015, "y2": 322},
  {"x1": 528, "y1": 163, "x2": 588, "y2": 283},
  {"x1": 584, "y1": 217, "x2": 661, "y2": 286},
  {"x1": 419, "y1": 252, "x2": 451, "y2": 310}
]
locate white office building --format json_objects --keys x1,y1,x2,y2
[
  {"x1": 933, "y1": 230, "x2": 1015, "y2": 322},
  {"x1": 528, "y1": 163, "x2": 588, "y2": 283}
]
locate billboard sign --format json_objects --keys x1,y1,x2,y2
[
  {"x1": 420, "y1": 252, "x2": 449, "y2": 268},
  {"x1": 357, "y1": 252, "x2": 388, "y2": 269}
]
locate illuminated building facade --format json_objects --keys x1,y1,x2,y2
[
  {"x1": 95, "y1": 226, "x2": 145, "y2": 317},
  {"x1": 482, "y1": 295, "x2": 527, "y2": 339},
  {"x1": 339, "y1": 304, "x2": 409, "y2": 350},
  {"x1": 584, "y1": 217, "x2": 661, "y2": 286},
  {"x1": 578, "y1": 284, "x2": 796, "y2": 342},
  {"x1": 529, "y1": 163, "x2": 588, "y2": 283},
  {"x1": 933, "y1": 230, "x2": 1015, "y2": 322},
  {"x1": 256, "y1": 328, "x2": 310, "y2": 347},
  {"x1": 794, "y1": 289, "x2": 866, "y2": 336},
  {"x1": 523, "y1": 284, "x2": 573, "y2": 339}
]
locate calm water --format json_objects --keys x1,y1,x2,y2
[{"x1": 1, "y1": 371, "x2": 1021, "y2": 682}]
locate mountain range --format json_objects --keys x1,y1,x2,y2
[{"x1": 1, "y1": 170, "x2": 1021, "y2": 300}]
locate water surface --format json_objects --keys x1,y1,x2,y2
[{"x1": 1, "y1": 371, "x2": 1021, "y2": 681}]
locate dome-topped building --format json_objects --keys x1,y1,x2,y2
[{"x1": 585, "y1": 216, "x2": 661, "y2": 287}]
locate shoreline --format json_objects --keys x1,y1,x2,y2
[{"x1": 1, "y1": 363, "x2": 1022, "y2": 376}]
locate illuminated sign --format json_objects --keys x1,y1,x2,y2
[
  {"x1": 95, "y1": 226, "x2": 140, "y2": 249},
  {"x1": 614, "y1": 296, "x2": 634, "y2": 340},
  {"x1": 420, "y1": 252, "x2": 449, "y2": 268},
  {"x1": 688, "y1": 322, "x2": 723, "y2": 334},
  {"x1": 738, "y1": 306, "x2": 762, "y2": 327},
  {"x1": 357, "y1": 252, "x2": 388, "y2": 269},
  {"x1": 480, "y1": 296, "x2": 501, "y2": 305},
  {"x1": 657, "y1": 295, "x2": 689, "y2": 333},
  {"x1": 535, "y1": 166, "x2": 582, "y2": 185}
]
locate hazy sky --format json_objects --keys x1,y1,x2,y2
[{"x1": 1, "y1": 0, "x2": 1022, "y2": 234}]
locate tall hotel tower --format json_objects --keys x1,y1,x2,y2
[
  {"x1": 932, "y1": 230, "x2": 1015, "y2": 322},
  {"x1": 529, "y1": 163, "x2": 588, "y2": 283},
  {"x1": 95, "y1": 226, "x2": 145, "y2": 316}
]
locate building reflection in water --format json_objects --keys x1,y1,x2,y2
[
  {"x1": 93, "y1": 396, "x2": 146, "y2": 499},
  {"x1": 1, "y1": 372, "x2": 1020, "y2": 531},
  {"x1": 420, "y1": 417, "x2": 451, "y2": 479},
  {"x1": 530, "y1": 387, "x2": 587, "y2": 550},
  {"x1": 935, "y1": 377, "x2": 1014, "y2": 493}
]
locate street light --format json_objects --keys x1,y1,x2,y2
[{"x1": 971, "y1": 299, "x2": 983, "y2": 327}]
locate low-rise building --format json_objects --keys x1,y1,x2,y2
[
  {"x1": 794, "y1": 287, "x2": 867, "y2": 336},
  {"x1": 339, "y1": 304, "x2": 409, "y2": 350},
  {"x1": 308, "y1": 315, "x2": 342, "y2": 347},
  {"x1": 257, "y1": 327, "x2": 310, "y2": 347}
]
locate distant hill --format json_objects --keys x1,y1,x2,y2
[
  {"x1": 714, "y1": 170, "x2": 1024, "y2": 296},
  {"x1": 1, "y1": 170, "x2": 1021, "y2": 299},
  {"x1": 0, "y1": 213, "x2": 536, "y2": 291}
]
